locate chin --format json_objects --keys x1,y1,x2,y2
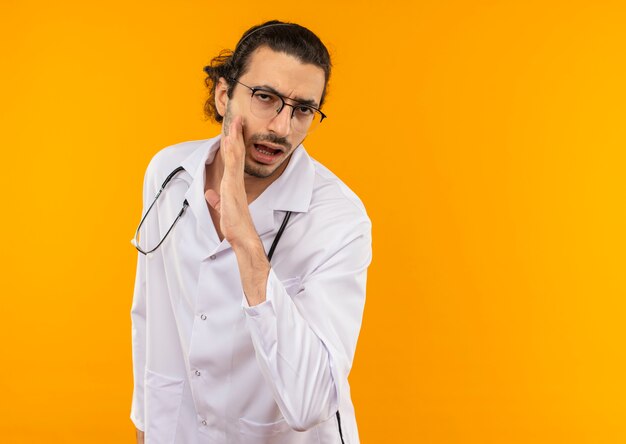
[{"x1": 244, "y1": 161, "x2": 280, "y2": 179}]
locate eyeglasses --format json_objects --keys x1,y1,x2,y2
[{"x1": 229, "y1": 78, "x2": 327, "y2": 133}]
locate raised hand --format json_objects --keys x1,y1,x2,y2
[{"x1": 205, "y1": 114, "x2": 258, "y2": 247}]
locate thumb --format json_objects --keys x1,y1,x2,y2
[{"x1": 205, "y1": 189, "x2": 221, "y2": 212}]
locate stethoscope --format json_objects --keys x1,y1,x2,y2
[{"x1": 131, "y1": 166, "x2": 292, "y2": 259}]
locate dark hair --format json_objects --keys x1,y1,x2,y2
[{"x1": 202, "y1": 20, "x2": 332, "y2": 123}]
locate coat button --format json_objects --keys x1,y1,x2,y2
[
  {"x1": 195, "y1": 370, "x2": 201, "y2": 376},
  {"x1": 200, "y1": 314, "x2": 207, "y2": 320},
  {"x1": 210, "y1": 255, "x2": 217, "y2": 260},
  {"x1": 202, "y1": 419, "x2": 207, "y2": 426}
]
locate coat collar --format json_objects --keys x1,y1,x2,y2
[
  {"x1": 177, "y1": 135, "x2": 315, "y2": 255},
  {"x1": 180, "y1": 135, "x2": 315, "y2": 213}
]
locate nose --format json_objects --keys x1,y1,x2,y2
[{"x1": 266, "y1": 103, "x2": 292, "y2": 137}]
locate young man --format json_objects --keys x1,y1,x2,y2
[{"x1": 130, "y1": 20, "x2": 372, "y2": 444}]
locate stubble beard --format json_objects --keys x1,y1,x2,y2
[{"x1": 222, "y1": 103, "x2": 297, "y2": 179}]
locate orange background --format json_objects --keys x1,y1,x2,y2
[{"x1": 1, "y1": 0, "x2": 625, "y2": 442}]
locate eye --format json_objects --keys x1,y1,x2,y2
[
  {"x1": 253, "y1": 91, "x2": 279, "y2": 104},
  {"x1": 295, "y1": 106, "x2": 315, "y2": 117}
]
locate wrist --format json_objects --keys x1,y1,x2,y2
[
  {"x1": 229, "y1": 230, "x2": 263, "y2": 252},
  {"x1": 231, "y1": 235, "x2": 271, "y2": 307}
]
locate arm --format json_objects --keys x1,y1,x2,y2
[
  {"x1": 204, "y1": 114, "x2": 273, "y2": 308},
  {"x1": 205, "y1": 114, "x2": 371, "y2": 430},
  {"x1": 130, "y1": 165, "x2": 152, "y2": 434},
  {"x1": 241, "y1": 227, "x2": 371, "y2": 431},
  {"x1": 130, "y1": 249, "x2": 147, "y2": 433}
]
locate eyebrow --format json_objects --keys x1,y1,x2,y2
[{"x1": 254, "y1": 84, "x2": 320, "y2": 108}]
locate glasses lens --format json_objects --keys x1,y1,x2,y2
[
  {"x1": 291, "y1": 104, "x2": 320, "y2": 133},
  {"x1": 250, "y1": 90, "x2": 282, "y2": 119},
  {"x1": 250, "y1": 90, "x2": 324, "y2": 134},
  {"x1": 303, "y1": 109, "x2": 323, "y2": 133}
]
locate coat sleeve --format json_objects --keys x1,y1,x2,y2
[
  {"x1": 129, "y1": 165, "x2": 153, "y2": 432},
  {"x1": 242, "y1": 218, "x2": 372, "y2": 431},
  {"x1": 130, "y1": 249, "x2": 147, "y2": 431}
]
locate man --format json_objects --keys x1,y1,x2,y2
[{"x1": 130, "y1": 20, "x2": 372, "y2": 444}]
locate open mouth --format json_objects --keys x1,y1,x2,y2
[{"x1": 254, "y1": 143, "x2": 282, "y2": 156}]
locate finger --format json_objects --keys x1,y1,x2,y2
[
  {"x1": 226, "y1": 115, "x2": 245, "y2": 160},
  {"x1": 231, "y1": 115, "x2": 244, "y2": 144},
  {"x1": 223, "y1": 116, "x2": 246, "y2": 173},
  {"x1": 205, "y1": 189, "x2": 221, "y2": 212}
]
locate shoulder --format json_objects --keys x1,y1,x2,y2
[
  {"x1": 284, "y1": 153, "x2": 372, "y2": 276},
  {"x1": 311, "y1": 159, "x2": 368, "y2": 214},
  {"x1": 145, "y1": 139, "x2": 207, "y2": 179},
  {"x1": 306, "y1": 154, "x2": 372, "y2": 236},
  {"x1": 140, "y1": 138, "x2": 213, "y2": 198}
]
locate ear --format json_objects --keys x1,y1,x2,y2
[{"x1": 215, "y1": 77, "x2": 229, "y2": 118}]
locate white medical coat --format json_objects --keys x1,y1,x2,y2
[{"x1": 130, "y1": 135, "x2": 372, "y2": 444}]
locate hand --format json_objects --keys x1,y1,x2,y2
[{"x1": 205, "y1": 115, "x2": 257, "y2": 246}]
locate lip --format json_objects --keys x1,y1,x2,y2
[
  {"x1": 253, "y1": 142, "x2": 286, "y2": 153},
  {"x1": 251, "y1": 143, "x2": 284, "y2": 165}
]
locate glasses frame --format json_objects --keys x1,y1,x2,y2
[{"x1": 228, "y1": 77, "x2": 327, "y2": 131}]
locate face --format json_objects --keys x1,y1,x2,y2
[{"x1": 216, "y1": 46, "x2": 326, "y2": 179}]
